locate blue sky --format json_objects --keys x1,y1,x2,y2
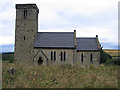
[{"x1": 0, "y1": 0, "x2": 119, "y2": 52}]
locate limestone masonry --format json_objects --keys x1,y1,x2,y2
[{"x1": 14, "y1": 4, "x2": 102, "y2": 66}]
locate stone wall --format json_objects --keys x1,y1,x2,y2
[
  {"x1": 33, "y1": 48, "x2": 100, "y2": 66},
  {"x1": 77, "y1": 51, "x2": 100, "y2": 67},
  {"x1": 34, "y1": 48, "x2": 74, "y2": 66}
]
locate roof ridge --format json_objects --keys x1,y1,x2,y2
[
  {"x1": 76, "y1": 37, "x2": 96, "y2": 39},
  {"x1": 37, "y1": 32, "x2": 74, "y2": 33}
]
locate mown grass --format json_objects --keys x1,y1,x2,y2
[{"x1": 2, "y1": 62, "x2": 119, "y2": 88}]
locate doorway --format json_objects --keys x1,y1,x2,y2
[{"x1": 38, "y1": 57, "x2": 43, "y2": 65}]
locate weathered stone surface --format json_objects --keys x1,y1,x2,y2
[
  {"x1": 34, "y1": 48, "x2": 74, "y2": 66},
  {"x1": 14, "y1": 4, "x2": 39, "y2": 64},
  {"x1": 77, "y1": 51, "x2": 100, "y2": 67}
]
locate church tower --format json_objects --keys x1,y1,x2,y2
[{"x1": 14, "y1": 4, "x2": 39, "y2": 64}]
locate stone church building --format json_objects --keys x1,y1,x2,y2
[{"x1": 14, "y1": 4, "x2": 102, "y2": 66}]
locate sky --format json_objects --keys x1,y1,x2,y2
[{"x1": 0, "y1": 0, "x2": 119, "y2": 52}]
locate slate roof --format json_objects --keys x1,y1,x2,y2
[
  {"x1": 34, "y1": 32, "x2": 100, "y2": 50},
  {"x1": 34, "y1": 32, "x2": 74, "y2": 48},
  {"x1": 76, "y1": 38, "x2": 99, "y2": 51}
]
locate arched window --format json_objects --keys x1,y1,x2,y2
[
  {"x1": 81, "y1": 54, "x2": 83, "y2": 62},
  {"x1": 90, "y1": 53, "x2": 93, "y2": 62},
  {"x1": 54, "y1": 51, "x2": 56, "y2": 61},
  {"x1": 60, "y1": 51, "x2": 63, "y2": 61},
  {"x1": 64, "y1": 51, "x2": 66, "y2": 61},
  {"x1": 51, "y1": 51, "x2": 53, "y2": 60}
]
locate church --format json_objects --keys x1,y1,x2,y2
[{"x1": 14, "y1": 4, "x2": 102, "y2": 67}]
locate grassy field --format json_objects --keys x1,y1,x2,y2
[
  {"x1": 104, "y1": 49, "x2": 120, "y2": 57},
  {"x1": 2, "y1": 62, "x2": 119, "y2": 88}
]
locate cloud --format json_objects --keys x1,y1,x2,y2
[
  {"x1": 0, "y1": 36, "x2": 14, "y2": 45},
  {"x1": 13, "y1": 0, "x2": 119, "y2": 21},
  {"x1": 40, "y1": 26, "x2": 118, "y2": 46},
  {"x1": 0, "y1": 0, "x2": 119, "y2": 49},
  {"x1": 75, "y1": 27, "x2": 118, "y2": 44}
]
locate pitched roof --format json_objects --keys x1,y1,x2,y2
[
  {"x1": 76, "y1": 38, "x2": 99, "y2": 51},
  {"x1": 34, "y1": 32, "x2": 74, "y2": 48}
]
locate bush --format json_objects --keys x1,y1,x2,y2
[
  {"x1": 2, "y1": 53, "x2": 14, "y2": 63},
  {"x1": 100, "y1": 49, "x2": 112, "y2": 64},
  {"x1": 100, "y1": 50, "x2": 120, "y2": 65},
  {"x1": 9, "y1": 55, "x2": 14, "y2": 63},
  {"x1": 111, "y1": 59, "x2": 120, "y2": 65}
]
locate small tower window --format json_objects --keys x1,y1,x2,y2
[
  {"x1": 24, "y1": 9, "x2": 27, "y2": 19},
  {"x1": 24, "y1": 36, "x2": 25, "y2": 40},
  {"x1": 81, "y1": 54, "x2": 83, "y2": 62},
  {"x1": 26, "y1": 10, "x2": 27, "y2": 17},
  {"x1": 24, "y1": 10, "x2": 25, "y2": 19}
]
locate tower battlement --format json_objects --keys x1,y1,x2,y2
[{"x1": 16, "y1": 4, "x2": 39, "y2": 11}]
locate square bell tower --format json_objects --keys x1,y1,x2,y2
[{"x1": 14, "y1": 4, "x2": 39, "y2": 64}]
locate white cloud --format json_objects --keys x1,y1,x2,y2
[
  {"x1": 0, "y1": 36, "x2": 14, "y2": 45},
  {"x1": 0, "y1": 0, "x2": 119, "y2": 49},
  {"x1": 13, "y1": 0, "x2": 119, "y2": 20},
  {"x1": 75, "y1": 27, "x2": 118, "y2": 44},
  {"x1": 0, "y1": 10, "x2": 15, "y2": 22},
  {"x1": 40, "y1": 26, "x2": 118, "y2": 45}
]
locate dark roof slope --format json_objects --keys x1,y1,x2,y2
[
  {"x1": 76, "y1": 38, "x2": 99, "y2": 51},
  {"x1": 34, "y1": 32, "x2": 74, "y2": 48}
]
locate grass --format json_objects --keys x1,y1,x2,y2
[{"x1": 2, "y1": 62, "x2": 119, "y2": 88}]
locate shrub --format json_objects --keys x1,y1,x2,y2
[
  {"x1": 100, "y1": 50, "x2": 112, "y2": 64},
  {"x1": 100, "y1": 50, "x2": 120, "y2": 65},
  {"x1": 2, "y1": 53, "x2": 14, "y2": 63}
]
